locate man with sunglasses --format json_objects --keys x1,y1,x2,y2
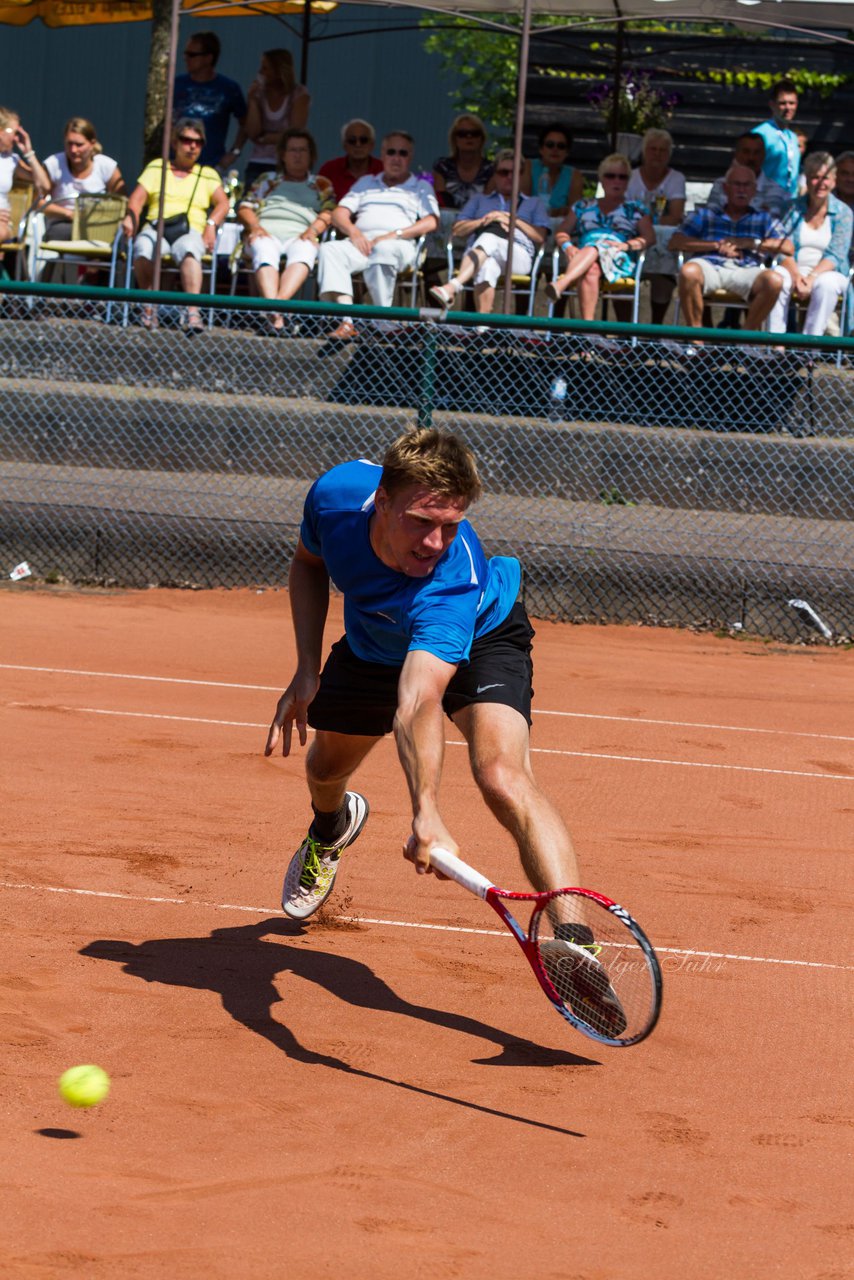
[
  {"x1": 318, "y1": 119, "x2": 384, "y2": 202},
  {"x1": 174, "y1": 30, "x2": 247, "y2": 171},
  {"x1": 670, "y1": 163, "x2": 792, "y2": 341},
  {"x1": 317, "y1": 130, "x2": 439, "y2": 340}
]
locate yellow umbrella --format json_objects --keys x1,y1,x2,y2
[{"x1": 0, "y1": 0, "x2": 336, "y2": 28}]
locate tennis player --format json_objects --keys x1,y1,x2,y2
[
  {"x1": 265, "y1": 428, "x2": 625, "y2": 1028},
  {"x1": 266, "y1": 428, "x2": 576, "y2": 893}
]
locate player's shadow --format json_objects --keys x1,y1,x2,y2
[{"x1": 82, "y1": 917, "x2": 596, "y2": 1137}]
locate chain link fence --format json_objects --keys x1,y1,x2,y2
[{"x1": 1, "y1": 280, "x2": 852, "y2": 641}]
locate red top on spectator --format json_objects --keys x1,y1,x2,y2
[{"x1": 318, "y1": 153, "x2": 384, "y2": 201}]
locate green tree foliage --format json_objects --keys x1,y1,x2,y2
[{"x1": 420, "y1": 14, "x2": 524, "y2": 143}]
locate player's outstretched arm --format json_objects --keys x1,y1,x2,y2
[
  {"x1": 394, "y1": 648, "x2": 458, "y2": 874},
  {"x1": 264, "y1": 541, "x2": 330, "y2": 758}
]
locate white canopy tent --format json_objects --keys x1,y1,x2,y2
[{"x1": 302, "y1": 0, "x2": 853, "y2": 308}]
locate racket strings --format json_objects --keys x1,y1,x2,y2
[{"x1": 534, "y1": 892, "x2": 659, "y2": 1043}]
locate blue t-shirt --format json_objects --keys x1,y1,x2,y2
[
  {"x1": 752, "y1": 120, "x2": 801, "y2": 200},
  {"x1": 300, "y1": 460, "x2": 521, "y2": 666},
  {"x1": 173, "y1": 73, "x2": 247, "y2": 168}
]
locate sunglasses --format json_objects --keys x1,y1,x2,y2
[
  {"x1": 384, "y1": 148, "x2": 410, "y2": 157},
  {"x1": 602, "y1": 172, "x2": 628, "y2": 180},
  {"x1": 177, "y1": 135, "x2": 203, "y2": 147},
  {"x1": 455, "y1": 129, "x2": 482, "y2": 139},
  {"x1": 184, "y1": 50, "x2": 206, "y2": 58},
  {"x1": 345, "y1": 135, "x2": 371, "y2": 145},
  {"x1": 494, "y1": 168, "x2": 515, "y2": 177},
  {"x1": 543, "y1": 140, "x2": 568, "y2": 149}
]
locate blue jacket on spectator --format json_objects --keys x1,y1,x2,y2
[{"x1": 779, "y1": 192, "x2": 853, "y2": 273}]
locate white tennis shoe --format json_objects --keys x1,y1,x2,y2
[{"x1": 282, "y1": 791, "x2": 370, "y2": 920}]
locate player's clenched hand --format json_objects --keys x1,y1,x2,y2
[
  {"x1": 403, "y1": 832, "x2": 452, "y2": 880},
  {"x1": 264, "y1": 672, "x2": 319, "y2": 757}
]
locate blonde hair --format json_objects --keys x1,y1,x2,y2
[
  {"x1": 493, "y1": 148, "x2": 521, "y2": 170},
  {"x1": 64, "y1": 117, "x2": 103, "y2": 155},
  {"x1": 642, "y1": 128, "x2": 673, "y2": 157},
  {"x1": 597, "y1": 152, "x2": 630, "y2": 180},
  {"x1": 262, "y1": 48, "x2": 296, "y2": 96},
  {"x1": 448, "y1": 113, "x2": 487, "y2": 156},
  {"x1": 380, "y1": 428, "x2": 482, "y2": 504},
  {"x1": 0, "y1": 106, "x2": 20, "y2": 131}
]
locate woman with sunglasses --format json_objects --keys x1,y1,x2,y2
[
  {"x1": 40, "y1": 117, "x2": 125, "y2": 243},
  {"x1": 121, "y1": 118, "x2": 228, "y2": 333},
  {"x1": 432, "y1": 114, "x2": 494, "y2": 210},
  {"x1": 521, "y1": 123, "x2": 584, "y2": 218},
  {"x1": 546, "y1": 153, "x2": 654, "y2": 318},
  {"x1": 318, "y1": 119, "x2": 383, "y2": 201},
  {"x1": 237, "y1": 127, "x2": 335, "y2": 335},
  {"x1": 244, "y1": 49, "x2": 310, "y2": 189}
]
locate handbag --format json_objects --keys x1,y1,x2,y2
[
  {"x1": 161, "y1": 213, "x2": 191, "y2": 245},
  {"x1": 152, "y1": 165, "x2": 203, "y2": 244}
]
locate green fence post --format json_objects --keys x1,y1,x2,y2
[{"x1": 417, "y1": 323, "x2": 438, "y2": 429}]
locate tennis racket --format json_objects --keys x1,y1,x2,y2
[{"x1": 427, "y1": 846, "x2": 662, "y2": 1047}]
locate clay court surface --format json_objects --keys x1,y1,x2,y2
[{"x1": 1, "y1": 585, "x2": 851, "y2": 1279}]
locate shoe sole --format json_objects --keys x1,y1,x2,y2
[
  {"x1": 282, "y1": 792, "x2": 370, "y2": 920},
  {"x1": 539, "y1": 939, "x2": 628, "y2": 1037}
]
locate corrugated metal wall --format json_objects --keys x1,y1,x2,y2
[{"x1": 0, "y1": 6, "x2": 462, "y2": 183}]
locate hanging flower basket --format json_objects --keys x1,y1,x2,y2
[{"x1": 588, "y1": 69, "x2": 680, "y2": 137}]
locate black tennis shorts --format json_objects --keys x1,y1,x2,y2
[{"x1": 308, "y1": 601, "x2": 535, "y2": 737}]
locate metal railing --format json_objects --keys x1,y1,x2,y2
[{"x1": 1, "y1": 279, "x2": 852, "y2": 643}]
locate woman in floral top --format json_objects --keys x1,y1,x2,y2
[
  {"x1": 546, "y1": 152, "x2": 654, "y2": 319},
  {"x1": 236, "y1": 127, "x2": 335, "y2": 334}
]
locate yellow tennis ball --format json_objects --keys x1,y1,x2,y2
[{"x1": 58, "y1": 1064, "x2": 111, "y2": 1108}]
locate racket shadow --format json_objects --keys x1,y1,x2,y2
[{"x1": 81, "y1": 917, "x2": 596, "y2": 1136}]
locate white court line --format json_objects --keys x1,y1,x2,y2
[
  {"x1": 9, "y1": 703, "x2": 854, "y2": 783},
  {"x1": 1, "y1": 662, "x2": 852, "y2": 744},
  {"x1": 1, "y1": 880, "x2": 850, "y2": 971}
]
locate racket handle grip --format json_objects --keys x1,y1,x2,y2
[{"x1": 428, "y1": 847, "x2": 493, "y2": 900}]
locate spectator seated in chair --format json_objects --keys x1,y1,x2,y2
[
  {"x1": 768, "y1": 151, "x2": 853, "y2": 338},
  {"x1": 120, "y1": 118, "x2": 228, "y2": 334},
  {"x1": 429, "y1": 149, "x2": 549, "y2": 314},
  {"x1": 0, "y1": 106, "x2": 49, "y2": 248},
  {"x1": 544, "y1": 153, "x2": 654, "y2": 319},
  {"x1": 626, "y1": 128, "x2": 685, "y2": 323},
  {"x1": 432, "y1": 113, "x2": 494, "y2": 211},
  {"x1": 41, "y1": 116, "x2": 125, "y2": 250},
  {"x1": 236, "y1": 127, "x2": 335, "y2": 335},
  {"x1": 521, "y1": 122, "x2": 584, "y2": 218},
  {"x1": 669, "y1": 163, "x2": 793, "y2": 337},
  {"x1": 318, "y1": 119, "x2": 384, "y2": 203},
  {"x1": 317, "y1": 130, "x2": 438, "y2": 341}
]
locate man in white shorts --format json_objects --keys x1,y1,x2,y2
[
  {"x1": 317, "y1": 130, "x2": 439, "y2": 340},
  {"x1": 670, "y1": 164, "x2": 793, "y2": 335}
]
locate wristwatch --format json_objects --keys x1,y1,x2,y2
[
  {"x1": 395, "y1": 228, "x2": 404, "y2": 239},
  {"x1": 206, "y1": 218, "x2": 217, "y2": 227}
]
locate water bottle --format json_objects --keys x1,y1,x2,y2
[
  {"x1": 548, "y1": 374, "x2": 567, "y2": 421},
  {"x1": 538, "y1": 170, "x2": 551, "y2": 208}
]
